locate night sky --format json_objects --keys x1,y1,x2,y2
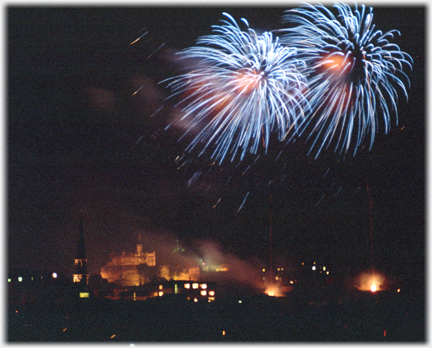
[{"x1": 7, "y1": 3, "x2": 425, "y2": 282}]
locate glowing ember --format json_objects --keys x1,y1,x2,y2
[
  {"x1": 354, "y1": 270, "x2": 386, "y2": 292},
  {"x1": 264, "y1": 283, "x2": 285, "y2": 297}
]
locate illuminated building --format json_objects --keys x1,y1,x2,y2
[
  {"x1": 161, "y1": 241, "x2": 201, "y2": 281},
  {"x1": 100, "y1": 235, "x2": 156, "y2": 286},
  {"x1": 73, "y1": 218, "x2": 89, "y2": 286},
  {"x1": 151, "y1": 280, "x2": 217, "y2": 302}
]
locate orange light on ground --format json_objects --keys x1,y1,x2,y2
[
  {"x1": 354, "y1": 270, "x2": 386, "y2": 292},
  {"x1": 266, "y1": 289, "x2": 275, "y2": 297},
  {"x1": 264, "y1": 283, "x2": 284, "y2": 297}
]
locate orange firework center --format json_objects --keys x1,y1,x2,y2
[
  {"x1": 232, "y1": 69, "x2": 263, "y2": 95},
  {"x1": 320, "y1": 53, "x2": 353, "y2": 77}
]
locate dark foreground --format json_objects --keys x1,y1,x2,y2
[{"x1": 8, "y1": 290, "x2": 424, "y2": 342}]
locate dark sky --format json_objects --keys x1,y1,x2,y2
[{"x1": 7, "y1": 4, "x2": 425, "y2": 280}]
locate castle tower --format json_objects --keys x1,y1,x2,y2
[{"x1": 73, "y1": 217, "x2": 89, "y2": 285}]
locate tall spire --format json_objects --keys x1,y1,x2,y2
[
  {"x1": 76, "y1": 217, "x2": 87, "y2": 260},
  {"x1": 73, "y1": 217, "x2": 88, "y2": 284}
]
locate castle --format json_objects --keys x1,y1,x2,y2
[
  {"x1": 100, "y1": 236, "x2": 202, "y2": 286},
  {"x1": 100, "y1": 236, "x2": 156, "y2": 286}
]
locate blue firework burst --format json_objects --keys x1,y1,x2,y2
[
  {"x1": 163, "y1": 12, "x2": 309, "y2": 164},
  {"x1": 280, "y1": 2, "x2": 413, "y2": 157}
]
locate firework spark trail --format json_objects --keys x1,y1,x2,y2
[
  {"x1": 162, "y1": 12, "x2": 309, "y2": 164},
  {"x1": 213, "y1": 197, "x2": 222, "y2": 209},
  {"x1": 129, "y1": 29, "x2": 149, "y2": 45},
  {"x1": 236, "y1": 191, "x2": 250, "y2": 214},
  {"x1": 280, "y1": 2, "x2": 413, "y2": 158}
]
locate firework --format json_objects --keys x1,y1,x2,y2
[
  {"x1": 163, "y1": 12, "x2": 308, "y2": 164},
  {"x1": 280, "y1": 3, "x2": 413, "y2": 157}
]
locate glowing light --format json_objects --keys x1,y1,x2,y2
[
  {"x1": 312, "y1": 266, "x2": 316, "y2": 271},
  {"x1": 52, "y1": 272, "x2": 58, "y2": 279},
  {"x1": 209, "y1": 291, "x2": 215, "y2": 296},
  {"x1": 354, "y1": 270, "x2": 386, "y2": 292},
  {"x1": 201, "y1": 290, "x2": 207, "y2": 296},
  {"x1": 194, "y1": 298, "x2": 198, "y2": 302},
  {"x1": 201, "y1": 283, "x2": 207, "y2": 289},
  {"x1": 79, "y1": 292, "x2": 89, "y2": 298},
  {"x1": 8, "y1": 278, "x2": 11, "y2": 283},
  {"x1": 158, "y1": 291, "x2": 163, "y2": 297},
  {"x1": 264, "y1": 283, "x2": 285, "y2": 297},
  {"x1": 222, "y1": 330, "x2": 226, "y2": 336},
  {"x1": 397, "y1": 288, "x2": 401, "y2": 293},
  {"x1": 281, "y1": 3, "x2": 412, "y2": 157},
  {"x1": 18, "y1": 277, "x2": 22, "y2": 282},
  {"x1": 192, "y1": 283, "x2": 199, "y2": 289},
  {"x1": 110, "y1": 335, "x2": 116, "y2": 339},
  {"x1": 159, "y1": 285, "x2": 163, "y2": 290},
  {"x1": 184, "y1": 283, "x2": 190, "y2": 289}
]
